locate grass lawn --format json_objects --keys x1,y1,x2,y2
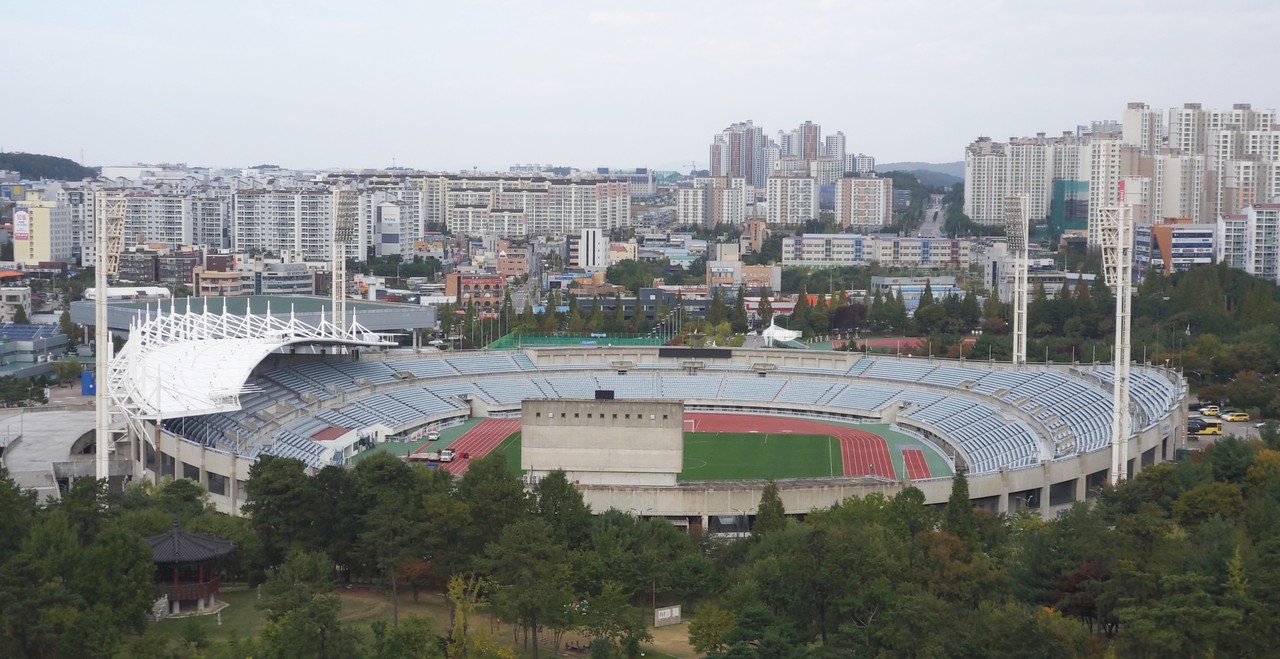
[
  {"x1": 148, "y1": 585, "x2": 696, "y2": 658},
  {"x1": 494, "y1": 430, "x2": 843, "y2": 481},
  {"x1": 496, "y1": 431, "x2": 522, "y2": 473},
  {"x1": 680, "y1": 431, "x2": 842, "y2": 480}
]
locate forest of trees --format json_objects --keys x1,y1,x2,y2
[
  {"x1": 11, "y1": 426, "x2": 1280, "y2": 657},
  {"x1": 0, "y1": 152, "x2": 97, "y2": 180}
]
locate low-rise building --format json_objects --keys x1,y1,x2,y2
[
  {"x1": 1135, "y1": 221, "x2": 1215, "y2": 276},
  {"x1": 782, "y1": 234, "x2": 970, "y2": 269},
  {"x1": 0, "y1": 287, "x2": 33, "y2": 323}
]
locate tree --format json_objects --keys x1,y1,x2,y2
[
  {"x1": 580, "y1": 582, "x2": 652, "y2": 656},
  {"x1": 535, "y1": 469, "x2": 593, "y2": 549},
  {"x1": 258, "y1": 549, "x2": 333, "y2": 621},
  {"x1": 707, "y1": 287, "x2": 727, "y2": 327},
  {"x1": 243, "y1": 456, "x2": 320, "y2": 569},
  {"x1": 688, "y1": 603, "x2": 736, "y2": 654},
  {"x1": 59, "y1": 308, "x2": 75, "y2": 341},
  {"x1": 258, "y1": 593, "x2": 363, "y2": 659},
  {"x1": 941, "y1": 471, "x2": 978, "y2": 549},
  {"x1": 758, "y1": 288, "x2": 774, "y2": 327},
  {"x1": 730, "y1": 285, "x2": 749, "y2": 333},
  {"x1": 457, "y1": 452, "x2": 530, "y2": 559},
  {"x1": 753, "y1": 480, "x2": 787, "y2": 536},
  {"x1": 51, "y1": 359, "x2": 82, "y2": 386},
  {"x1": 370, "y1": 616, "x2": 443, "y2": 659},
  {"x1": 12, "y1": 305, "x2": 28, "y2": 324},
  {"x1": 361, "y1": 487, "x2": 426, "y2": 627},
  {"x1": 483, "y1": 518, "x2": 574, "y2": 659}
]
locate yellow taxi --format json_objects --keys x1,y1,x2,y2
[
  {"x1": 1221, "y1": 411, "x2": 1251, "y2": 422},
  {"x1": 1199, "y1": 405, "x2": 1220, "y2": 417}
]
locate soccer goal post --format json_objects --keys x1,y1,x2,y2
[{"x1": 683, "y1": 418, "x2": 697, "y2": 434}]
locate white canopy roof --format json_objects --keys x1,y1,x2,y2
[
  {"x1": 760, "y1": 319, "x2": 801, "y2": 346},
  {"x1": 107, "y1": 304, "x2": 392, "y2": 420}
]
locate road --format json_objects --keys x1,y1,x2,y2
[{"x1": 919, "y1": 205, "x2": 944, "y2": 238}]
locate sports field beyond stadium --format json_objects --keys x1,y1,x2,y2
[{"x1": 435, "y1": 414, "x2": 951, "y2": 482}]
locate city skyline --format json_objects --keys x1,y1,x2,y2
[{"x1": 3, "y1": 0, "x2": 1277, "y2": 171}]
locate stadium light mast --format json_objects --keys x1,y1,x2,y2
[
  {"x1": 1002, "y1": 195, "x2": 1029, "y2": 366},
  {"x1": 1099, "y1": 197, "x2": 1134, "y2": 485},
  {"x1": 95, "y1": 192, "x2": 125, "y2": 480},
  {"x1": 331, "y1": 187, "x2": 359, "y2": 331}
]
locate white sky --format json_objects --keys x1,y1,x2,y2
[{"x1": 3, "y1": 0, "x2": 1276, "y2": 172}]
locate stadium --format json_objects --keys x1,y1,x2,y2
[{"x1": 114, "y1": 304, "x2": 1188, "y2": 526}]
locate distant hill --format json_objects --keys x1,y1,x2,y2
[
  {"x1": 878, "y1": 168, "x2": 962, "y2": 188},
  {"x1": 0, "y1": 152, "x2": 97, "y2": 181},
  {"x1": 876, "y1": 161, "x2": 964, "y2": 179}
]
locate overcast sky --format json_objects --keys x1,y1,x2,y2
[{"x1": 4, "y1": 0, "x2": 1275, "y2": 172}]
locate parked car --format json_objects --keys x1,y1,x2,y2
[
  {"x1": 1221, "y1": 410, "x2": 1251, "y2": 422},
  {"x1": 1198, "y1": 405, "x2": 1220, "y2": 417},
  {"x1": 440, "y1": 448, "x2": 456, "y2": 463}
]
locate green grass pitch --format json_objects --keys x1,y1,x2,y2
[
  {"x1": 679, "y1": 432, "x2": 842, "y2": 480},
  {"x1": 489, "y1": 431, "x2": 842, "y2": 481}
]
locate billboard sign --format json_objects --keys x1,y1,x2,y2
[
  {"x1": 653, "y1": 605, "x2": 682, "y2": 627},
  {"x1": 13, "y1": 207, "x2": 30, "y2": 240}
]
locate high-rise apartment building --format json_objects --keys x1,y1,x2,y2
[
  {"x1": 418, "y1": 174, "x2": 630, "y2": 239},
  {"x1": 833, "y1": 175, "x2": 893, "y2": 228},
  {"x1": 823, "y1": 132, "x2": 846, "y2": 161},
  {"x1": 709, "y1": 121, "x2": 766, "y2": 186},
  {"x1": 1122, "y1": 102, "x2": 1164, "y2": 156},
  {"x1": 792, "y1": 121, "x2": 822, "y2": 161},
  {"x1": 231, "y1": 189, "x2": 335, "y2": 262},
  {"x1": 675, "y1": 177, "x2": 749, "y2": 228},
  {"x1": 1217, "y1": 204, "x2": 1280, "y2": 284},
  {"x1": 12, "y1": 194, "x2": 73, "y2": 265},
  {"x1": 765, "y1": 177, "x2": 817, "y2": 225}
]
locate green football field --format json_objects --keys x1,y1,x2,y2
[
  {"x1": 488, "y1": 431, "x2": 842, "y2": 481},
  {"x1": 680, "y1": 432, "x2": 842, "y2": 480}
]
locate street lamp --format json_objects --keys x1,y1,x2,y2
[{"x1": 731, "y1": 507, "x2": 749, "y2": 534}]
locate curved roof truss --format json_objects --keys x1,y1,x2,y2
[{"x1": 108, "y1": 302, "x2": 393, "y2": 420}]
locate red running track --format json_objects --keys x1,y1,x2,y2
[
  {"x1": 437, "y1": 419, "x2": 522, "y2": 476},
  {"x1": 901, "y1": 448, "x2": 932, "y2": 480},
  {"x1": 685, "y1": 413, "x2": 895, "y2": 480}
]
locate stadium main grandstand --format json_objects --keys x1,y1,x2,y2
[{"x1": 114, "y1": 306, "x2": 1189, "y2": 524}]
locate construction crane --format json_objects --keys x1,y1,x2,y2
[{"x1": 95, "y1": 192, "x2": 126, "y2": 480}]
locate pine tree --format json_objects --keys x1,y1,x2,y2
[
  {"x1": 707, "y1": 287, "x2": 727, "y2": 326},
  {"x1": 790, "y1": 290, "x2": 811, "y2": 336},
  {"x1": 918, "y1": 281, "x2": 934, "y2": 308},
  {"x1": 612, "y1": 293, "x2": 626, "y2": 332},
  {"x1": 758, "y1": 288, "x2": 774, "y2": 327},
  {"x1": 941, "y1": 470, "x2": 978, "y2": 549},
  {"x1": 752, "y1": 480, "x2": 787, "y2": 536},
  {"x1": 730, "y1": 285, "x2": 749, "y2": 333}
]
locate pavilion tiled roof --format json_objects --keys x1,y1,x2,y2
[{"x1": 145, "y1": 520, "x2": 235, "y2": 564}]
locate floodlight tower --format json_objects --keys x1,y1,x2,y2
[
  {"x1": 331, "y1": 188, "x2": 359, "y2": 331},
  {"x1": 1003, "y1": 195, "x2": 1029, "y2": 366},
  {"x1": 95, "y1": 193, "x2": 126, "y2": 480},
  {"x1": 1099, "y1": 203, "x2": 1134, "y2": 485}
]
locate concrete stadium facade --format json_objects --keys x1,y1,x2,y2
[{"x1": 137, "y1": 346, "x2": 1188, "y2": 523}]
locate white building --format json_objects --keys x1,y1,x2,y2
[
  {"x1": 781, "y1": 234, "x2": 970, "y2": 269},
  {"x1": 1218, "y1": 204, "x2": 1280, "y2": 284},
  {"x1": 963, "y1": 136, "x2": 1054, "y2": 225},
  {"x1": 833, "y1": 176, "x2": 893, "y2": 228},
  {"x1": 764, "y1": 177, "x2": 817, "y2": 225},
  {"x1": 847, "y1": 153, "x2": 875, "y2": 175},
  {"x1": 420, "y1": 173, "x2": 630, "y2": 239},
  {"x1": 231, "y1": 189, "x2": 336, "y2": 262},
  {"x1": 676, "y1": 177, "x2": 749, "y2": 228}
]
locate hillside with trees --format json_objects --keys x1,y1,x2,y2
[
  {"x1": 0, "y1": 151, "x2": 97, "y2": 180},
  {"x1": 9, "y1": 426, "x2": 1280, "y2": 657}
]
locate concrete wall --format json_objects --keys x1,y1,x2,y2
[{"x1": 523, "y1": 399, "x2": 683, "y2": 487}]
